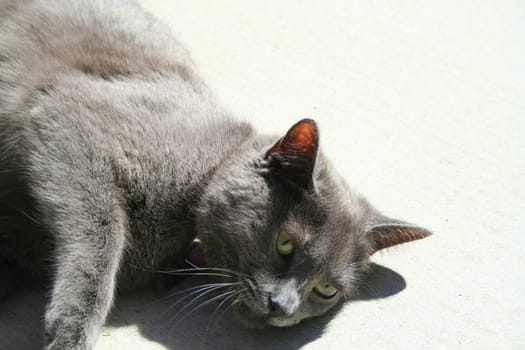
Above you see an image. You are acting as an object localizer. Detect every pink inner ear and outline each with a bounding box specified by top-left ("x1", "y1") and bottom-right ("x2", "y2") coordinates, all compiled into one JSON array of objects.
[
  {"x1": 284, "y1": 119, "x2": 318, "y2": 151},
  {"x1": 265, "y1": 119, "x2": 318, "y2": 159},
  {"x1": 264, "y1": 119, "x2": 319, "y2": 187},
  {"x1": 370, "y1": 225, "x2": 431, "y2": 254}
]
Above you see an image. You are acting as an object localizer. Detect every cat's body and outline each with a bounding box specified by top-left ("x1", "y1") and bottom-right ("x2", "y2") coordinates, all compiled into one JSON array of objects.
[
  {"x1": 0, "y1": 0, "x2": 250, "y2": 288},
  {"x1": 0, "y1": 1, "x2": 430, "y2": 349}
]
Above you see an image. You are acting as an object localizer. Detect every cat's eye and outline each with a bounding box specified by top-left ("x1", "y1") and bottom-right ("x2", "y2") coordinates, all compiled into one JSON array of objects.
[
  {"x1": 276, "y1": 230, "x2": 294, "y2": 256},
  {"x1": 314, "y1": 283, "x2": 338, "y2": 299}
]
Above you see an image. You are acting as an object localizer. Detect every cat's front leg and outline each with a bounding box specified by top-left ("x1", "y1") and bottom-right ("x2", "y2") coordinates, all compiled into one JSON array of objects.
[{"x1": 38, "y1": 183, "x2": 127, "y2": 350}]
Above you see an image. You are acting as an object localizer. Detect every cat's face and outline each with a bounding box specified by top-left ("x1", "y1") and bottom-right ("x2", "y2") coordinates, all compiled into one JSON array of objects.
[{"x1": 196, "y1": 119, "x2": 429, "y2": 328}]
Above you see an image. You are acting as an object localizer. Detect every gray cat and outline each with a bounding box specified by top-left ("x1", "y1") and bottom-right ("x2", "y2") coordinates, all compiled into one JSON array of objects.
[{"x1": 0, "y1": 0, "x2": 430, "y2": 349}]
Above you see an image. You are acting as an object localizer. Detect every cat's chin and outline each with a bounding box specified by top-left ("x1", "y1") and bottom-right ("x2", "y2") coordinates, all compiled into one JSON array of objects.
[
  {"x1": 232, "y1": 301, "x2": 301, "y2": 329},
  {"x1": 266, "y1": 316, "x2": 301, "y2": 328},
  {"x1": 232, "y1": 302, "x2": 269, "y2": 329}
]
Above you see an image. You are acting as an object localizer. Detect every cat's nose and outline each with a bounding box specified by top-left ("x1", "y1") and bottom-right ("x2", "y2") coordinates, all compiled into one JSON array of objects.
[{"x1": 268, "y1": 289, "x2": 300, "y2": 317}]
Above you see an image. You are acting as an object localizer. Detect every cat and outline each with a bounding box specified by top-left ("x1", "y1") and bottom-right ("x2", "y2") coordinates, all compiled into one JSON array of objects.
[{"x1": 0, "y1": 0, "x2": 431, "y2": 349}]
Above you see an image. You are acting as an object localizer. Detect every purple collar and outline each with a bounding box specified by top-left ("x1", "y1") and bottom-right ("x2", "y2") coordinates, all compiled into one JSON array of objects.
[{"x1": 185, "y1": 238, "x2": 206, "y2": 268}]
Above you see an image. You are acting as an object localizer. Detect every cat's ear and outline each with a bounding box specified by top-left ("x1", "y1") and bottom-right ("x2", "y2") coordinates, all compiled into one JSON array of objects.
[
  {"x1": 264, "y1": 119, "x2": 319, "y2": 189},
  {"x1": 366, "y1": 217, "x2": 431, "y2": 255}
]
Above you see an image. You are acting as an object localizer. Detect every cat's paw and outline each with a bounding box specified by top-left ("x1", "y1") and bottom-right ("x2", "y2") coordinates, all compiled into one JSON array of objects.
[{"x1": 44, "y1": 318, "x2": 93, "y2": 350}]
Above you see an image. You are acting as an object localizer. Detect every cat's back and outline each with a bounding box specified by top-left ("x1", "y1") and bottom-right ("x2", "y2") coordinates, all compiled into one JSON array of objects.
[
  {"x1": 0, "y1": 0, "x2": 204, "y2": 108},
  {"x1": 0, "y1": 0, "x2": 212, "y2": 199},
  {"x1": 0, "y1": 0, "x2": 228, "y2": 176}
]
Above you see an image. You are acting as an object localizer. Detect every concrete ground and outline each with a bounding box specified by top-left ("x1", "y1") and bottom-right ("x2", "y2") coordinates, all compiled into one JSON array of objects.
[{"x1": 1, "y1": 1, "x2": 524, "y2": 349}]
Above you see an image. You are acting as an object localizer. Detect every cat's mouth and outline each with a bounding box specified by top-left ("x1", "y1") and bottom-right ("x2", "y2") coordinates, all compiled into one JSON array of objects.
[{"x1": 233, "y1": 300, "x2": 301, "y2": 328}]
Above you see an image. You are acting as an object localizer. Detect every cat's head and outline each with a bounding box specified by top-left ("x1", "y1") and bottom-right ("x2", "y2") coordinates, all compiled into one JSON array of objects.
[{"x1": 196, "y1": 119, "x2": 430, "y2": 328}]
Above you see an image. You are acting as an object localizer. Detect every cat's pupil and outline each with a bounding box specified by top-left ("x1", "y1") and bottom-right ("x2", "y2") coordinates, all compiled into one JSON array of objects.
[{"x1": 277, "y1": 231, "x2": 294, "y2": 256}]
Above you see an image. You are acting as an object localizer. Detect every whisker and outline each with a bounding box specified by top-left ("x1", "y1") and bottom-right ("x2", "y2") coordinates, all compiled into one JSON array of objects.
[
  {"x1": 162, "y1": 266, "x2": 251, "y2": 279},
  {"x1": 15, "y1": 207, "x2": 41, "y2": 225},
  {"x1": 134, "y1": 282, "x2": 239, "y2": 310},
  {"x1": 160, "y1": 271, "x2": 238, "y2": 278},
  {"x1": 213, "y1": 291, "x2": 245, "y2": 323},
  {"x1": 157, "y1": 284, "x2": 232, "y2": 332},
  {"x1": 165, "y1": 282, "x2": 241, "y2": 321},
  {"x1": 131, "y1": 264, "x2": 244, "y2": 280},
  {"x1": 128, "y1": 263, "x2": 255, "y2": 329},
  {"x1": 184, "y1": 258, "x2": 200, "y2": 269},
  {"x1": 210, "y1": 287, "x2": 240, "y2": 321},
  {"x1": 207, "y1": 288, "x2": 246, "y2": 330},
  {"x1": 177, "y1": 288, "x2": 246, "y2": 324}
]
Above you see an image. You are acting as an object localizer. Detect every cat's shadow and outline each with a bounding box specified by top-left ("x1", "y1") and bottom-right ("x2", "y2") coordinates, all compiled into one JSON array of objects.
[{"x1": 0, "y1": 263, "x2": 405, "y2": 350}]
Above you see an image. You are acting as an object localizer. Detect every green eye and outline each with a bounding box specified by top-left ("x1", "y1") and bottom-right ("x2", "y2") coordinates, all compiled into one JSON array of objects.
[
  {"x1": 314, "y1": 283, "x2": 338, "y2": 299},
  {"x1": 276, "y1": 230, "x2": 294, "y2": 256}
]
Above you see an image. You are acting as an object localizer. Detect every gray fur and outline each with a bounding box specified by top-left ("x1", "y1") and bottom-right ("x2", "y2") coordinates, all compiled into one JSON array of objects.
[{"x1": 0, "y1": 1, "x2": 430, "y2": 349}]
